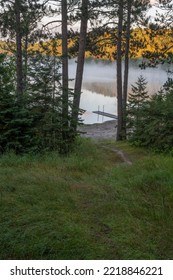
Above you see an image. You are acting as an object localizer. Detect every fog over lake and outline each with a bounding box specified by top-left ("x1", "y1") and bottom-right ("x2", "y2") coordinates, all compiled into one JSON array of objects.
[{"x1": 69, "y1": 59, "x2": 173, "y2": 124}]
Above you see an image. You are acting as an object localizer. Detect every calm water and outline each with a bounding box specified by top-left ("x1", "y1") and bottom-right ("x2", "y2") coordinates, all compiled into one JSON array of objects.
[{"x1": 69, "y1": 59, "x2": 173, "y2": 124}]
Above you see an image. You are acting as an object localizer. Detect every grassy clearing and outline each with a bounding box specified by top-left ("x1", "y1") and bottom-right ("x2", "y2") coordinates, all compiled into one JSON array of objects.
[{"x1": 0, "y1": 138, "x2": 173, "y2": 260}]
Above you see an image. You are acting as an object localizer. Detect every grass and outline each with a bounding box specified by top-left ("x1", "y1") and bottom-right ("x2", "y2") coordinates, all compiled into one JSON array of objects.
[{"x1": 0, "y1": 138, "x2": 173, "y2": 259}]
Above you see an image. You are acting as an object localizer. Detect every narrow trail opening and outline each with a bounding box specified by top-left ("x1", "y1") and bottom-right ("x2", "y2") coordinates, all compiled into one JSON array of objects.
[
  {"x1": 79, "y1": 121, "x2": 132, "y2": 165},
  {"x1": 100, "y1": 145, "x2": 132, "y2": 165}
]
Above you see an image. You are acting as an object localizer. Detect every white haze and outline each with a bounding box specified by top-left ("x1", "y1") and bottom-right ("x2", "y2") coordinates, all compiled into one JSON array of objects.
[
  {"x1": 69, "y1": 59, "x2": 171, "y2": 96},
  {"x1": 68, "y1": 59, "x2": 172, "y2": 124}
]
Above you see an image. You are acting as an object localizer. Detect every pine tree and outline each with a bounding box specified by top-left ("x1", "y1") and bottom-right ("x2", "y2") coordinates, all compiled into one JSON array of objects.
[
  {"x1": 0, "y1": 1, "x2": 68, "y2": 153},
  {"x1": 71, "y1": 0, "x2": 89, "y2": 136},
  {"x1": 0, "y1": 54, "x2": 15, "y2": 152},
  {"x1": 127, "y1": 78, "x2": 173, "y2": 152},
  {"x1": 26, "y1": 45, "x2": 63, "y2": 151},
  {"x1": 0, "y1": 0, "x2": 48, "y2": 100},
  {"x1": 126, "y1": 75, "x2": 149, "y2": 139},
  {"x1": 0, "y1": 54, "x2": 35, "y2": 153}
]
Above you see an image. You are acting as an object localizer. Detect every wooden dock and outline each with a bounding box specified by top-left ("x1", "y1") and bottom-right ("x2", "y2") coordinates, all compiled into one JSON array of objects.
[{"x1": 92, "y1": 110, "x2": 118, "y2": 119}]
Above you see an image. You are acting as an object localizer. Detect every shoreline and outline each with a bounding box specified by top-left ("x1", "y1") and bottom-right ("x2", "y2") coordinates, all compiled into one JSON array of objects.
[{"x1": 78, "y1": 120, "x2": 117, "y2": 139}]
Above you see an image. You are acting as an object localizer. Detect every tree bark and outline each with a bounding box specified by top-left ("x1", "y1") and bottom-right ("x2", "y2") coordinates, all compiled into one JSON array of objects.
[
  {"x1": 71, "y1": 0, "x2": 88, "y2": 134},
  {"x1": 116, "y1": 0, "x2": 124, "y2": 140},
  {"x1": 61, "y1": 0, "x2": 69, "y2": 152},
  {"x1": 14, "y1": 0, "x2": 23, "y2": 101},
  {"x1": 122, "y1": 0, "x2": 132, "y2": 138},
  {"x1": 23, "y1": 33, "x2": 28, "y2": 90}
]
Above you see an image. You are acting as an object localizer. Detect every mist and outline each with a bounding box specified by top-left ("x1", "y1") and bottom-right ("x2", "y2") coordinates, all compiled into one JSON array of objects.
[
  {"x1": 68, "y1": 59, "x2": 172, "y2": 124},
  {"x1": 69, "y1": 59, "x2": 172, "y2": 97}
]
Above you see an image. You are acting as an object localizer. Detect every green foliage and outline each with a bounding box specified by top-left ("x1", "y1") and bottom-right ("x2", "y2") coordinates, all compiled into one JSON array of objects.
[
  {"x1": 0, "y1": 1, "x2": 78, "y2": 154},
  {"x1": 126, "y1": 75, "x2": 149, "y2": 139},
  {"x1": 0, "y1": 54, "x2": 34, "y2": 153},
  {"x1": 26, "y1": 52, "x2": 63, "y2": 151},
  {"x1": 0, "y1": 52, "x2": 76, "y2": 154},
  {"x1": 0, "y1": 54, "x2": 14, "y2": 152},
  {"x1": 127, "y1": 77, "x2": 173, "y2": 152}
]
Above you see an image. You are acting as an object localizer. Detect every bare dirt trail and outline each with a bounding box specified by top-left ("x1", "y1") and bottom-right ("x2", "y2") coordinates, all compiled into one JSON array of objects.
[
  {"x1": 100, "y1": 145, "x2": 132, "y2": 165},
  {"x1": 79, "y1": 120, "x2": 132, "y2": 165}
]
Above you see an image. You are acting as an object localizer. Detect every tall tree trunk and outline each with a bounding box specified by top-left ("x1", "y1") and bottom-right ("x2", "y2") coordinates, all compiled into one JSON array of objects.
[
  {"x1": 71, "y1": 0, "x2": 88, "y2": 135},
  {"x1": 14, "y1": 0, "x2": 23, "y2": 102},
  {"x1": 122, "y1": 0, "x2": 132, "y2": 138},
  {"x1": 116, "y1": 0, "x2": 124, "y2": 140},
  {"x1": 61, "y1": 0, "x2": 69, "y2": 152},
  {"x1": 23, "y1": 33, "x2": 28, "y2": 91}
]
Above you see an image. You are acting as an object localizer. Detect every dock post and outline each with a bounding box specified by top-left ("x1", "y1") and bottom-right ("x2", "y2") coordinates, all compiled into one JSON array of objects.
[
  {"x1": 97, "y1": 105, "x2": 100, "y2": 122},
  {"x1": 102, "y1": 105, "x2": 104, "y2": 122}
]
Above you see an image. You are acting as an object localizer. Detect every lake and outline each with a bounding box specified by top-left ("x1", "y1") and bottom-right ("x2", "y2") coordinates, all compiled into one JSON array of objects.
[{"x1": 69, "y1": 59, "x2": 173, "y2": 124}]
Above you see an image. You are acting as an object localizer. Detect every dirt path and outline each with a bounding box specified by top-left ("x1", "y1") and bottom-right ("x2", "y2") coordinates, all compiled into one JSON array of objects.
[
  {"x1": 79, "y1": 120, "x2": 132, "y2": 165},
  {"x1": 100, "y1": 145, "x2": 132, "y2": 165}
]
